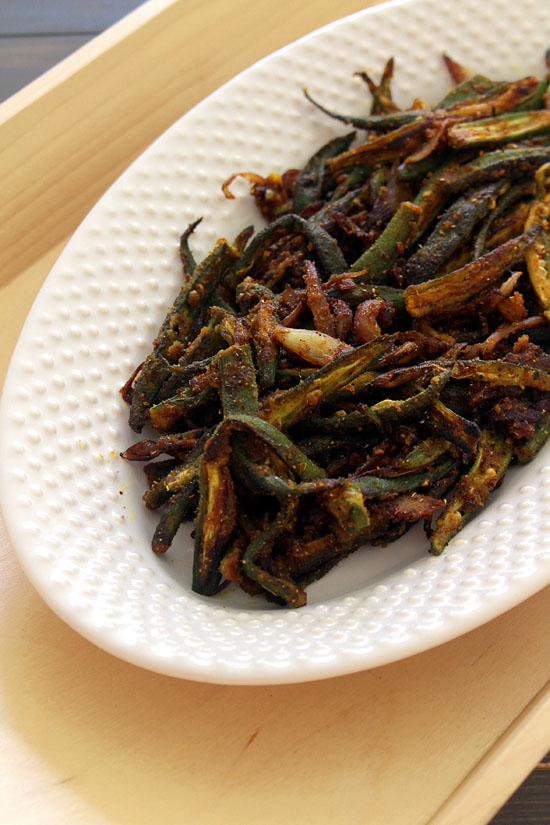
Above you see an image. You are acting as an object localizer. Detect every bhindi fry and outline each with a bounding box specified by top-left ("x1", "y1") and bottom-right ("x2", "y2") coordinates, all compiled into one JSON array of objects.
[{"x1": 121, "y1": 49, "x2": 550, "y2": 606}]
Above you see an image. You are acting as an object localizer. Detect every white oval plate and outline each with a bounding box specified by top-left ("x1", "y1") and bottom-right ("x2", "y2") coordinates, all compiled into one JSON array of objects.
[{"x1": 2, "y1": 0, "x2": 550, "y2": 685}]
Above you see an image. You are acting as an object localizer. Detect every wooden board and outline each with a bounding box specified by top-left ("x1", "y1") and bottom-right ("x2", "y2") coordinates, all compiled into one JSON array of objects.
[{"x1": 0, "y1": 2, "x2": 549, "y2": 823}]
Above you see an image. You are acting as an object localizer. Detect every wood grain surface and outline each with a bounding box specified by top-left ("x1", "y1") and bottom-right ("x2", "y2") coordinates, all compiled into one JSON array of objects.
[{"x1": 1, "y1": 1, "x2": 549, "y2": 823}]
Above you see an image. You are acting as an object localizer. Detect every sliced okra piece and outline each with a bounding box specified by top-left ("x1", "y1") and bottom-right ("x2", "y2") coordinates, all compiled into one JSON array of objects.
[
  {"x1": 430, "y1": 430, "x2": 513, "y2": 555},
  {"x1": 363, "y1": 436, "x2": 451, "y2": 477},
  {"x1": 525, "y1": 163, "x2": 550, "y2": 320},
  {"x1": 152, "y1": 481, "x2": 198, "y2": 554},
  {"x1": 121, "y1": 429, "x2": 205, "y2": 461},
  {"x1": 293, "y1": 132, "x2": 356, "y2": 214},
  {"x1": 515, "y1": 409, "x2": 550, "y2": 463},
  {"x1": 349, "y1": 201, "x2": 422, "y2": 280},
  {"x1": 404, "y1": 180, "x2": 508, "y2": 285},
  {"x1": 404, "y1": 226, "x2": 541, "y2": 317},
  {"x1": 444, "y1": 75, "x2": 539, "y2": 118},
  {"x1": 260, "y1": 334, "x2": 397, "y2": 430},
  {"x1": 241, "y1": 498, "x2": 306, "y2": 607},
  {"x1": 355, "y1": 457, "x2": 456, "y2": 498},
  {"x1": 356, "y1": 58, "x2": 399, "y2": 115},
  {"x1": 149, "y1": 384, "x2": 217, "y2": 432},
  {"x1": 218, "y1": 343, "x2": 259, "y2": 417},
  {"x1": 231, "y1": 439, "x2": 340, "y2": 497},
  {"x1": 129, "y1": 239, "x2": 239, "y2": 431},
  {"x1": 369, "y1": 367, "x2": 451, "y2": 424},
  {"x1": 324, "y1": 115, "x2": 436, "y2": 177},
  {"x1": 473, "y1": 179, "x2": 534, "y2": 259},
  {"x1": 328, "y1": 284, "x2": 406, "y2": 313},
  {"x1": 303, "y1": 88, "x2": 427, "y2": 132},
  {"x1": 179, "y1": 218, "x2": 202, "y2": 278},
  {"x1": 448, "y1": 110, "x2": 550, "y2": 150},
  {"x1": 224, "y1": 414, "x2": 368, "y2": 537},
  {"x1": 434, "y1": 74, "x2": 499, "y2": 110},
  {"x1": 450, "y1": 358, "x2": 550, "y2": 391},
  {"x1": 192, "y1": 433, "x2": 237, "y2": 596},
  {"x1": 427, "y1": 399, "x2": 481, "y2": 457},
  {"x1": 226, "y1": 214, "x2": 347, "y2": 290}
]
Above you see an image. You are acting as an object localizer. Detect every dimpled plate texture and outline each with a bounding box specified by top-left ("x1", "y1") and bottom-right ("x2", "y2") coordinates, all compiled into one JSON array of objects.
[{"x1": 2, "y1": 0, "x2": 550, "y2": 685}]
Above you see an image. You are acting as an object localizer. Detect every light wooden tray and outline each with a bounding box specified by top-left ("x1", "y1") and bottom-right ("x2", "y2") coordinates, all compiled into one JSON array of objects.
[{"x1": 1, "y1": 1, "x2": 549, "y2": 823}]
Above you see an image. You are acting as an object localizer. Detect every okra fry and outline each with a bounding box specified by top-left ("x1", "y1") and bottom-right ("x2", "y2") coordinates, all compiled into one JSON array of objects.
[{"x1": 121, "y1": 47, "x2": 550, "y2": 607}]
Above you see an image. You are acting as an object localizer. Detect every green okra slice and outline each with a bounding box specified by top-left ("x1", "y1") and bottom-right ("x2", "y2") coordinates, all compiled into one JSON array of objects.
[
  {"x1": 365, "y1": 437, "x2": 451, "y2": 477},
  {"x1": 179, "y1": 218, "x2": 202, "y2": 278},
  {"x1": 229, "y1": 414, "x2": 369, "y2": 536},
  {"x1": 129, "y1": 238, "x2": 239, "y2": 431},
  {"x1": 226, "y1": 213, "x2": 347, "y2": 289},
  {"x1": 368, "y1": 367, "x2": 451, "y2": 424},
  {"x1": 427, "y1": 399, "x2": 481, "y2": 457},
  {"x1": 149, "y1": 384, "x2": 217, "y2": 432},
  {"x1": 404, "y1": 181, "x2": 508, "y2": 285},
  {"x1": 293, "y1": 132, "x2": 356, "y2": 214},
  {"x1": 430, "y1": 430, "x2": 513, "y2": 555},
  {"x1": 152, "y1": 481, "x2": 198, "y2": 555},
  {"x1": 303, "y1": 88, "x2": 426, "y2": 132},
  {"x1": 218, "y1": 343, "x2": 259, "y2": 417},
  {"x1": 443, "y1": 75, "x2": 539, "y2": 118},
  {"x1": 515, "y1": 409, "x2": 550, "y2": 463},
  {"x1": 121, "y1": 429, "x2": 205, "y2": 461},
  {"x1": 450, "y1": 359, "x2": 550, "y2": 391},
  {"x1": 260, "y1": 334, "x2": 397, "y2": 430},
  {"x1": 355, "y1": 458, "x2": 455, "y2": 498},
  {"x1": 514, "y1": 77, "x2": 550, "y2": 111},
  {"x1": 231, "y1": 439, "x2": 340, "y2": 497},
  {"x1": 446, "y1": 147, "x2": 550, "y2": 196},
  {"x1": 404, "y1": 226, "x2": 541, "y2": 317},
  {"x1": 410, "y1": 147, "x2": 550, "y2": 246},
  {"x1": 434, "y1": 74, "x2": 499, "y2": 110},
  {"x1": 324, "y1": 115, "x2": 436, "y2": 177},
  {"x1": 473, "y1": 179, "x2": 534, "y2": 259},
  {"x1": 328, "y1": 284, "x2": 406, "y2": 313},
  {"x1": 398, "y1": 152, "x2": 449, "y2": 181},
  {"x1": 192, "y1": 434, "x2": 237, "y2": 596},
  {"x1": 357, "y1": 58, "x2": 397, "y2": 115},
  {"x1": 448, "y1": 110, "x2": 550, "y2": 149},
  {"x1": 349, "y1": 201, "x2": 422, "y2": 280},
  {"x1": 241, "y1": 498, "x2": 306, "y2": 607},
  {"x1": 525, "y1": 163, "x2": 550, "y2": 320}
]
